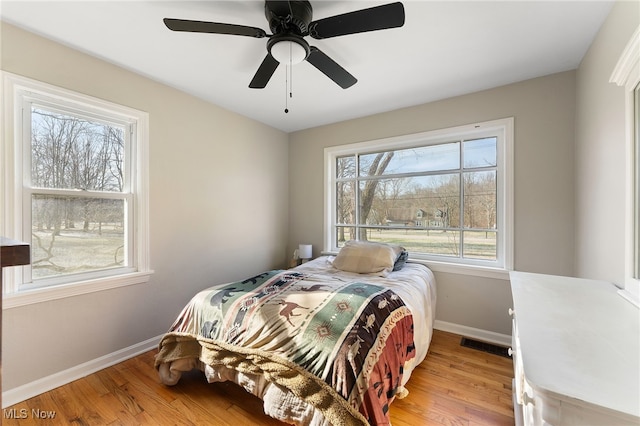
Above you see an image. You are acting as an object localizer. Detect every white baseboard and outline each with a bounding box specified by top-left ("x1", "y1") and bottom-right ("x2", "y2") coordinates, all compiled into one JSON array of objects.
[
  {"x1": 2, "y1": 334, "x2": 163, "y2": 408},
  {"x1": 434, "y1": 320, "x2": 512, "y2": 347}
]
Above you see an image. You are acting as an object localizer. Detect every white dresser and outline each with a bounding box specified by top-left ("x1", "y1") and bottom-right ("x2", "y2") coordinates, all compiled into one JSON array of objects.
[{"x1": 509, "y1": 271, "x2": 640, "y2": 425}]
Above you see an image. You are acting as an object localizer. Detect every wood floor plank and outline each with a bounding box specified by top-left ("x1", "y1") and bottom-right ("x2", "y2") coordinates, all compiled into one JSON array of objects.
[{"x1": 4, "y1": 330, "x2": 514, "y2": 425}]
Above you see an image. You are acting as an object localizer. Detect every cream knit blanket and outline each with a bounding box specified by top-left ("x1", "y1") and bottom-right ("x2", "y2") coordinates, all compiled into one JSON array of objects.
[{"x1": 155, "y1": 332, "x2": 369, "y2": 426}]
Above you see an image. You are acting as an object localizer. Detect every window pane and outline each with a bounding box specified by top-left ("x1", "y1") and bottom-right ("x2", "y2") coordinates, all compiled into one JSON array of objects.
[
  {"x1": 358, "y1": 175, "x2": 460, "y2": 227},
  {"x1": 31, "y1": 107, "x2": 125, "y2": 192},
  {"x1": 463, "y1": 231, "x2": 497, "y2": 260},
  {"x1": 463, "y1": 170, "x2": 497, "y2": 229},
  {"x1": 463, "y1": 137, "x2": 497, "y2": 168},
  {"x1": 336, "y1": 182, "x2": 355, "y2": 225},
  {"x1": 31, "y1": 195, "x2": 126, "y2": 280},
  {"x1": 359, "y1": 142, "x2": 460, "y2": 177},
  {"x1": 365, "y1": 228, "x2": 460, "y2": 257},
  {"x1": 337, "y1": 155, "x2": 356, "y2": 179},
  {"x1": 336, "y1": 227, "x2": 355, "y2": 246}
]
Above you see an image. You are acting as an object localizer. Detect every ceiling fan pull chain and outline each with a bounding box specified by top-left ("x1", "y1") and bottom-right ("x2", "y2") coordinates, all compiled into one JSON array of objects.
[
  {"x1": 289, "y1": 45, "x2": 294, "y2": 99},
  {"x1": 284, "y1": 45, "x2": 294, "y2": 114},
  {"x1": 284, "y1": 64, "x2": 289, "y2": 113}
]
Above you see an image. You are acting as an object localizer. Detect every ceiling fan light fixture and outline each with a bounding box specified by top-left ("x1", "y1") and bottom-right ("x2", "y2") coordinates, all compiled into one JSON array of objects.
[{"x1": 268, "y1": 37, "x2": 309, "y2": 65}]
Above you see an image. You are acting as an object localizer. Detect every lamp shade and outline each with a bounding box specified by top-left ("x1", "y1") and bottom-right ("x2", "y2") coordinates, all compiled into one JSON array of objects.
[
  {"x1": 298, "y1": 244, "x2": 312, "y2": 259},
  {"x1": 270, "y1": 39, "x2": 307, "y2": 65}
]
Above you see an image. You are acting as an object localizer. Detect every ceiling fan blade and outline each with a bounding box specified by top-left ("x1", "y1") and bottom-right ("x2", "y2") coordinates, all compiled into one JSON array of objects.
[
  {"x1": 163, "y1": 18, "x2": 267, "y2": 38},
  {"x1": 306, "y1": 46, "x2": 357, "y2": 89},
  {"x1": 308, "y1": 2, "x2": 404, "y2": 40},
  {"x1": 249, "y1": 54, "x2": 280, "y2": 88}
]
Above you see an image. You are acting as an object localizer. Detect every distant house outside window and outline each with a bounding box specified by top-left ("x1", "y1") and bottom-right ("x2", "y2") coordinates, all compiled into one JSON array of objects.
[
  {"x1": 2, "y1": 72, "x2": 151, "y2": 306},
  {"x1": 325, "y1": 118, "x2": 513, "y2": 272}
]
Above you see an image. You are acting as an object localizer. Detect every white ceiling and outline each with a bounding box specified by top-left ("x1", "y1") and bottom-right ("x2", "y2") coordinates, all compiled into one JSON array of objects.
[{"x1": 1, "y1": 1, "x2": 613, "y2": 133}]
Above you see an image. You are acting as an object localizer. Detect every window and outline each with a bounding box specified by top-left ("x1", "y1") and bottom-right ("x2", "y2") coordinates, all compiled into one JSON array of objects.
[
  {"x1": 621, "y1": 59, "x2": 640, "y2": 286},
  {"x1": 611, "y1": 26, "x2": 640, "y2": 305},
  {"x1": 634, "y1": 82, "x2": 640, "y2": 280},
  {"x1": 2, "y1": 72, "x2": 151, "y2": 305},
  {"x1": 325, "y1": 118, "x2": 513, "y2": 272}
]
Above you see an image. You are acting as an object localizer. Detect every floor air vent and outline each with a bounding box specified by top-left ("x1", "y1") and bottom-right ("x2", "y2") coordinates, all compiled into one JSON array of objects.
[{"x1": 460, "y1": 337, "x2": 511, "y2": 358}]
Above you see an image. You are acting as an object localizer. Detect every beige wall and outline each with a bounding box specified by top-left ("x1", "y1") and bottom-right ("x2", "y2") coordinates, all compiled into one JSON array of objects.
[
  {"x1": 288, "y1": 71, "x2": 577, "y2": 335},
  {"x1": 1, "y1": 23, "x2": 290, "y2": 391},
  {"x1": 574, "y1": 0, "x2": 639, "y2": 285}
]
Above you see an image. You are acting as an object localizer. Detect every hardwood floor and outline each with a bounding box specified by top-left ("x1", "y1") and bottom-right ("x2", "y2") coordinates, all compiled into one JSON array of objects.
[{"x1": 4, "y1": 330, "x2": 514, "y2": 425}]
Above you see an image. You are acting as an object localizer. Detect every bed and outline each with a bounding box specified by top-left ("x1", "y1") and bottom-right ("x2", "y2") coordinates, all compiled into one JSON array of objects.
[{"x1": 155, "y1": 242, "x2": 436, "y2": 426}]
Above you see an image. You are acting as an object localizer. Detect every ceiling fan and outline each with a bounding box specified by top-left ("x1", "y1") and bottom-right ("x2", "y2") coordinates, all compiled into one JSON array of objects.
[{"x1": 163, "y1": 1, "x2": 405, "y2": 90}]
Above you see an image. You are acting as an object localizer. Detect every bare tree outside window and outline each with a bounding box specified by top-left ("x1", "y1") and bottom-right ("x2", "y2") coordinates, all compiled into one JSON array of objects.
[
  {"x1": 358, "y1": 152, "x2": 394, "y2": 240},
  {"x1": 29, "y1": 107, "x2": 128, "y2": 279}
]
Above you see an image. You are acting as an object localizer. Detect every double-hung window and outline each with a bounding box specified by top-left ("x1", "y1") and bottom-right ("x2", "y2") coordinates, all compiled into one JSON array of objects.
[
  {"x1": 2, "y1": 73, "x2": 151, "y2": 305},
  {"x1": 325, "y1": 118, "x2": 513, "y2": 272}
]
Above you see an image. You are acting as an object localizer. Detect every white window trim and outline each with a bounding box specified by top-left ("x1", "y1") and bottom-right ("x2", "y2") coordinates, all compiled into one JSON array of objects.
[
  {"x1": 323, "y1": 117, "x2": 514, "y2": 279},
  {"x1": 610, "y1": 26, "x2": 640, "y2": 307},
  {"x1": 1, "y1": 72, "x2": 152, "y2": 308}
]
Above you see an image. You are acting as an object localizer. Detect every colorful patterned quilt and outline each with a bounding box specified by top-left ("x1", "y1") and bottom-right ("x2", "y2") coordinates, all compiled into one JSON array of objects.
[{"x1": 156, "y1": 267, "x2": 421, "y2": 426}]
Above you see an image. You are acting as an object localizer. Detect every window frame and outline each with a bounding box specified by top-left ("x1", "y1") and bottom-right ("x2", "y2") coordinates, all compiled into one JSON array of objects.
[
  {"x1": 1, "y1": 72, "x2": 152, "y2": 308},
  {"x1": 324, "y1": 118, "x2": 514, "y2": 278},
  {"x1": 610, "y1": 26, "x2": 640, "y2": 306}
]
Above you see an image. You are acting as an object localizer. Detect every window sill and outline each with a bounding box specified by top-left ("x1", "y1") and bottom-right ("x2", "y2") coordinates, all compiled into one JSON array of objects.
[
  {"x1": 413, "y1": 259, "x2": 510, "y2": 280},
  {"x1": 320, "y1": 251, "x2": 510, "y2": 280},
  {"x1": 3, "y1": 270, "x2": 154, "y2": 309}
]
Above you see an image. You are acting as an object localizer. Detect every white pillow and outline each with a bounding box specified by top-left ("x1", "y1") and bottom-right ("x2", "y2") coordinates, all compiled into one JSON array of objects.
[{"x1": 332, "y1": 240, "x2": 402, "y2": 275}]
